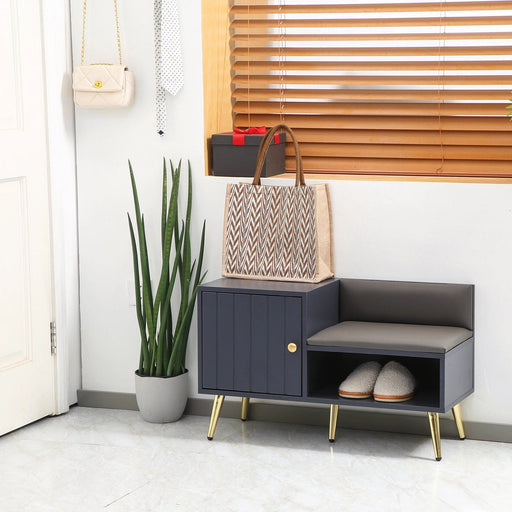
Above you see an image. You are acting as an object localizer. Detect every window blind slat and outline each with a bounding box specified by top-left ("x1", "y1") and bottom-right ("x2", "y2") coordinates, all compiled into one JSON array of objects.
[
  {"x1": 231, "y1": 1, "x2": 511, "y2": 14},
  {"x1": 233, "y1": 32, "x2": 512, "y2": 43},
  {"x1": 233, "y1": 46, "x2": 512, "y2": 57},
  {"x1": 231, "y1": 17, "x2": 512, "y2": 29},
  {"x1": 233, "y1": 75, "x2": 512, "y2": 86},
  {"x1": 234, "y1": 61, "x2": 512, "y2": 72},
  {"x1": 234, "y1": 101, "x2": 508, "y2": 117},
  {"x1": 234, "y1": 88, "x2": 509, "y2": 102},
  {"x1": 235, "y1": 114, "x2": 512, "y2": 132},
  {"x1": 286, "y1": 143, "x2": 512, "y2": 160},
  {"x1": 290, "y1": 129, "x2": 512, "y2": 146},
  {"x1": 286, "y1": 157, "x2": 512, "y2": 176}
]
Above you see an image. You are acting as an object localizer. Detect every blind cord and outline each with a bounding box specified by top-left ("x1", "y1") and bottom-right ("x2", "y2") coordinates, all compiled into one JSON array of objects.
[
  {"x1": 278, "y1": 0, "x2": 285, "y2": 124},
  {"x1": 435, "y1": 0, "x2": 447, "y2": 174},
  {"x1": 247, "y1": 3, "x2": 251, "y2": 128}
]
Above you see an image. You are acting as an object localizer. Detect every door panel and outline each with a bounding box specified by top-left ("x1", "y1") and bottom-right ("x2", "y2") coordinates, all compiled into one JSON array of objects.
[
  {"x1": 0, "y1": 0, "x2": 20, "y2": 129},
  {"x1": 0, "y1": 0, "x2": 55, "y2": 436},
  {"x1": 200, "y1": 292, "x2": 302, "y2": 397},
  {"x1": 0, "y1": 179, "x2": 30, "y2": 369}
]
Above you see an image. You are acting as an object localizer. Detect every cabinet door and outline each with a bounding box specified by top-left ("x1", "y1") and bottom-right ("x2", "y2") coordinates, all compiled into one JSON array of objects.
[{"x1": 200, "y1": 292, "x2": 302, "y2": 397}]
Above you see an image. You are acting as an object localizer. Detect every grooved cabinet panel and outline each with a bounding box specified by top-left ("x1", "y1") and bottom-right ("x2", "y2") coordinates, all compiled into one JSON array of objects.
[
  {"x1": 200, "y1": 291, "x2": 302, "y2": 396},
  {"x1": 285, "y1": 299, "x2": 302, "y2": 395},
  {"x1": 268, "y1": 296, "x2": 286, "y2": 395},
  {"x1": 217, "y1": 293, "x2": 235, "y2": 390},
  {"x1": 234, "y1": 294, "x2": 251, "y2": 392},
  {"x1": 201, "y1": 292, "x2": 218, "y2": 390},
  {"x1": 250, "y1": 294, "x2": 269, "y2": 394}
]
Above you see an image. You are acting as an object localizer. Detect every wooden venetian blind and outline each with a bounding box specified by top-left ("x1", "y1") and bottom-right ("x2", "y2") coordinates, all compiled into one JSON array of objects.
[{"x1": 230, "y1": 0, "x2": 512, "y2": 177}]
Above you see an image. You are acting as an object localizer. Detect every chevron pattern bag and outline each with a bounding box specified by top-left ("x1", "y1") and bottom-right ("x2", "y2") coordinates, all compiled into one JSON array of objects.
[{"x1": 222, "y1": 124, "x2": 333, "y2": 283}]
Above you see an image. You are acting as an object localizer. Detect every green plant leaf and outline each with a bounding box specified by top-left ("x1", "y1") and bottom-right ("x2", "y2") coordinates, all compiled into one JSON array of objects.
[
  {"x1": 128, "y1": 214, "x2": 149, "y2": 373},
  {"x1": 172, "y1": 162, "x2": 184, "y2": 278},
  {"x1": 141, "y1": 217, "x2": 156, "y2": 344},
  {"x1": 178, "y1": 162, "x2": 193, "y2": 323},
  {"x1": 129, "y1": 163, "x2": 156, "y2": 375},
  {"x1": 152, "y1": 162, "x2": 180, "y2": 329},
  {"x1": 167, "y1": 288, "x2": 200, "y2": 377},
  {"x1": 194, "y1": 221, "x2": 207, "y2": 289},
  {"x1": 161, "y1": 158, "x2": 168, "y2": 253},
  {"x1": 129, "y1": 162, "x2": 154, "y2": 317}
]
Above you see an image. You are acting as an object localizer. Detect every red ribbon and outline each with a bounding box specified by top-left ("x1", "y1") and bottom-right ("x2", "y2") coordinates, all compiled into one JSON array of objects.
[
  {"x1": 231, "y1": 127, "x2": 280, "y2": 145},
  {"x1": 232, "y1": 133, "x2": 246, "y2": 145},
  {"x1": 234, "y1": 126, "x2": 267, "y2": 135}
]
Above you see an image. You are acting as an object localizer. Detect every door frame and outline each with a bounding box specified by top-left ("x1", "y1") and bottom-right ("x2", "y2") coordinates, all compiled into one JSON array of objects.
[{"x1": 41, "y1": 0, "x2": 81, "y2": 413}]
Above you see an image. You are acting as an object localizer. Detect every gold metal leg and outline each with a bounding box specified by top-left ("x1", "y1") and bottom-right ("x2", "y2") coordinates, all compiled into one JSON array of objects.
[
  {"x1": 329, "y1": 404, "x2": 339, "y2": 443},
  {"x1": 452, "y1": 403, "x2": 466, "y2": 440},
  {"x1": 241, "y1": 397, "x2": 250, "y2": 421},
  {"x1": 428, "y1": 412, "x2": 442, "y2": 461},
  {"x1": 207, "y1": 395, "x2": 225, "y2": 440}
]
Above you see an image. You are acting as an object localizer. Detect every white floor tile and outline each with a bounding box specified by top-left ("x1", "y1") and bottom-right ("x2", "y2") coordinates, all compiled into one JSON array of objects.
[{"x1": 0, "y1": 407, "x2": 510, "y2": 511}]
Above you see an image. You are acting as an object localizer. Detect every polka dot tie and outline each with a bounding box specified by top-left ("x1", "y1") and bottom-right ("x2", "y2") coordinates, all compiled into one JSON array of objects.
[{"x1": 154, "y1": 0, "x2": 184, "y2": 136}]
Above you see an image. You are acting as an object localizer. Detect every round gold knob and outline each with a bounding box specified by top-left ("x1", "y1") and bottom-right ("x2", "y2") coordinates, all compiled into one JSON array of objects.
[
  {"x1": 94, "y1": 80, "x2": 103, "y2": 89},
  {"x1": 287, "y1": 342, "x2": 297, "y2": 353}
]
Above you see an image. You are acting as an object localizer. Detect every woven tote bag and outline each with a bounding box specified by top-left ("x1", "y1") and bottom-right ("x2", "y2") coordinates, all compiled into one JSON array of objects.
[{"x1": 222, "y1": 124, "x2": 333, "y2": 283}]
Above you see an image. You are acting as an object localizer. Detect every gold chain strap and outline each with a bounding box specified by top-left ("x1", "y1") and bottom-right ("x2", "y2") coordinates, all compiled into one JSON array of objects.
[
  {"x1": 113, "y1": 0, "x2": 122, "y2": 65},
  {"x1": 80, "y1": 0, "x2": 123, "y2": 66},
  {"x1": 80, "y1": 0, "x2": 86, "y2": 65}
]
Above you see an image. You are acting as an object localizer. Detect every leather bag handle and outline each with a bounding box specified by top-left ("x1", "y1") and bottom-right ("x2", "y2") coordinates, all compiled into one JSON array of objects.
[{"x1": 252, "y1": 124, "x2": 306, "y2": 187}]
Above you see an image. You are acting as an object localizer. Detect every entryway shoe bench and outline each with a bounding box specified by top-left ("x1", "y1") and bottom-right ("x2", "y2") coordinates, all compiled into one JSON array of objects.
[{"x1": 197, "y1": 278, "x2": 474, "y2": 461}]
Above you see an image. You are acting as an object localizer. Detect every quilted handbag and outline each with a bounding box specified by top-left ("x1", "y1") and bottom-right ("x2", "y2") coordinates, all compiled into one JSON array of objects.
[
  {"x1": 73, "y1": 0, "x2": 134, "y2": 109},
  {"x1": 73, "y1": 65, "x2": 134, "y2": 108},
  {"x1": 222, "y1": 124, "x2": 334, "y2": 283}
]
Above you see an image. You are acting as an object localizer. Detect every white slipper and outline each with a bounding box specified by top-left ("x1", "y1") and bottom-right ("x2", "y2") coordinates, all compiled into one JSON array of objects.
[
  {"x1": 373, "y1": 361, "x2": 416, "y2": 402},
  {"x1": 338, "y1": 361, "x2": 382, "y2": 399}
]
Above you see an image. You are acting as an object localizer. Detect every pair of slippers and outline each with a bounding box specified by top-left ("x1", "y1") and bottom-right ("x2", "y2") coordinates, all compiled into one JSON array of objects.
[{"x1": 338, "y1": 361, "x2": 416, "y2": 402}]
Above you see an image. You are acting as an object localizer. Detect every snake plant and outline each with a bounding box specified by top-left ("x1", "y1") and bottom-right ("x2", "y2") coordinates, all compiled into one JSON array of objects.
[{"x1": 128, "y1": 159, "x2": 206, "y2": 378}]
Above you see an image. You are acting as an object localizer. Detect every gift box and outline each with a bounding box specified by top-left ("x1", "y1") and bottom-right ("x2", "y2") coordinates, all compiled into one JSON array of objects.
[{"x1": 211, "y1": 127, "x2": 286, "y2": 177}]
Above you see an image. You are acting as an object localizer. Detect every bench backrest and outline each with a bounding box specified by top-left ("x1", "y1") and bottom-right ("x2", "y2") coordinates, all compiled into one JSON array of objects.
[{"x1": 339, "y1": 279, "x2": 474, "y2": 330}]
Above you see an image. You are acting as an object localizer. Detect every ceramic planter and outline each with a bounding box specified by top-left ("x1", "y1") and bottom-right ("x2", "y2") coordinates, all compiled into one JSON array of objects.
[{"x1": 134, "y1": 370, "x2": 188, "y2": 423}]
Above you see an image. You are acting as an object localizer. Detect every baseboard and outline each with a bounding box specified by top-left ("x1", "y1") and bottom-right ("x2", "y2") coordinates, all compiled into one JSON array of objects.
[
  {"x1": 77, "y1": 389, "x2": 139, "y2": 411},
  {"x1": 77, "y1": 390, "x2": 512, "y2": 443}
]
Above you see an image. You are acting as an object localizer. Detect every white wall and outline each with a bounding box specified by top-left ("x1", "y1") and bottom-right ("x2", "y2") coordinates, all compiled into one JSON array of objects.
[{"x1": 72, "y1": 1, "x2": 512, "y2": 425}]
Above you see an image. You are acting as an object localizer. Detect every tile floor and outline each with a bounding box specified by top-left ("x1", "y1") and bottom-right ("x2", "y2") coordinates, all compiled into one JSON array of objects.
[{"x1": 1, "y1": 406, "x2": 510, "y2": 512}]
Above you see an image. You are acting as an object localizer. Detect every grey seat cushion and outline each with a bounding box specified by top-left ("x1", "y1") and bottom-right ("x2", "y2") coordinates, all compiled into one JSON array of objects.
[{"x1": 307, "y1": 321, "x2": 473, "y2": 353}]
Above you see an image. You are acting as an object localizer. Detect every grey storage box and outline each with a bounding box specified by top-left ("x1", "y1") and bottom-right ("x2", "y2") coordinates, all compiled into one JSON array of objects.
[{"x1": 211, "y1": 132, "x2": 286, "y2": 177}]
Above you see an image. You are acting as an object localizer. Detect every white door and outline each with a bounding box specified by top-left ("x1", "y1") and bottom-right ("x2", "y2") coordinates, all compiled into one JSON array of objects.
[{"x1": 0, "y1": 0, "x2": 56, "y2": 435}]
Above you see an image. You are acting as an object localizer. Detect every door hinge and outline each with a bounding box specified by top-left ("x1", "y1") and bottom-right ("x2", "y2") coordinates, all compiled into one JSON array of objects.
[{"x1": 50, "y1": 321, "x2": 57, "y2": 355}]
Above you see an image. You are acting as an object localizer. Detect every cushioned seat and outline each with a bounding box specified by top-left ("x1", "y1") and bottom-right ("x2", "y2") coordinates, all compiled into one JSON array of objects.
[{"x1": 307, "y1": 321, "x2": 473, "y2": 353}]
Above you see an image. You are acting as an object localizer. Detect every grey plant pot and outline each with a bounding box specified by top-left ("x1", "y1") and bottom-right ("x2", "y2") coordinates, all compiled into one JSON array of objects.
[{"x1": 134, "y1": 370, "x2": 188, "y2": 423}]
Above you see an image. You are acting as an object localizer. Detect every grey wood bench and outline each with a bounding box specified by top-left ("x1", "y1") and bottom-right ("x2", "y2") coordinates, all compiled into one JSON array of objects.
[{"x1": 198, "y1": 277, "x2": 474, "y2": 461}]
